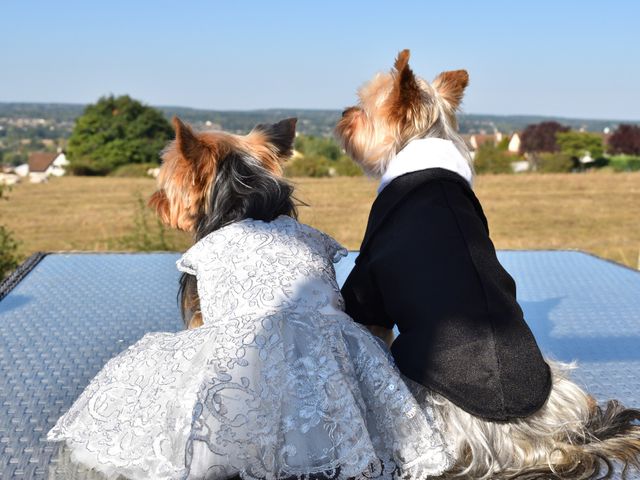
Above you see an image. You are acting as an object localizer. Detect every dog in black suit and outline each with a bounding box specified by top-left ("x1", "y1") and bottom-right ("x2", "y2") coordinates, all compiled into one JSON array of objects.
[{"x1": 336, "y1": 49, "x2": 640, "y2": 479}]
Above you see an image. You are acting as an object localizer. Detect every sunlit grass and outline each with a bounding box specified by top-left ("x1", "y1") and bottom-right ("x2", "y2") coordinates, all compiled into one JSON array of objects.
[{"x1": 2, "y1": 173, "x2": 639, "y2": 269}]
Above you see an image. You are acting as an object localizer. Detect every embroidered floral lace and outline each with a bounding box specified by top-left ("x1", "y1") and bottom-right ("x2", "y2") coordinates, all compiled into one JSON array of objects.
[{"x1": 48, "y1": 216, "x2": 451, "y2": 479}]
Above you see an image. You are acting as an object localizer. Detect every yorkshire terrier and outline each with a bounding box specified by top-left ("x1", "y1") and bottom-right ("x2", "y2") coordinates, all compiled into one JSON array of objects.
[
  {"x1": 149, "y1": 116, "x2": 298, "y2": 330},
  {"x1": 336, "y1": 49, "x2": 640, "y2": 479}
]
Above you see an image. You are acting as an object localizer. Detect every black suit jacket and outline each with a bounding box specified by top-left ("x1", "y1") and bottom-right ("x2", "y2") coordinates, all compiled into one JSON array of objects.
[{"x1": 342, "y1": 168, "x2": 552, "y2": 421}]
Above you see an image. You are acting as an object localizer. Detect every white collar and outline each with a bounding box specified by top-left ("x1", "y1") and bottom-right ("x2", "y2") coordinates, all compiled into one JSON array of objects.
[{"x1": 378, "y1": 138, "x2": 473, "y2": 194}]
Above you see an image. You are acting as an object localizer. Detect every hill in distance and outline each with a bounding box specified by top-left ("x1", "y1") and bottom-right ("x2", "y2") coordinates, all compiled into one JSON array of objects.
[{"x1": 0, "y1": 102, "x2": 634, "y2": 137}]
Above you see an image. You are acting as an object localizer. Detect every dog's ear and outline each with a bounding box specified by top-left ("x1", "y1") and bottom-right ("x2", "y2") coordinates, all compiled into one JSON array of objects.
[
  {"x1": 173, "y1": 116, "x2": 209, "y2": 162},
  {"x1": 253, "y1": 118, "x2": 297, "y2": 158},
  {"x1": 391, "y1": 49, "x2": 423, "y2": 119},
  {"x1": 433, "y1": 70, "x2": 469, "y2": 110}
]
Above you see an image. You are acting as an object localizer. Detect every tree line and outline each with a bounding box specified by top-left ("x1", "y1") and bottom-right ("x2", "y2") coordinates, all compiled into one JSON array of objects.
[
  {"x1": 24, "y1": 95, "x2": 640, "y2": 177},
  {"x1": 475, "y1": 121, "x2": 640, "y2": 174}
]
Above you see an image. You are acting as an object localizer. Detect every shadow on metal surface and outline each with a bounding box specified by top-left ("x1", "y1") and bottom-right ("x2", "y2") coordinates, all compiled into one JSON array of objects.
[
  {"x1": 522, "y1": 297, "x2": 640, "y2": 362},
  {"x1": 0, "y1": 293, "x2": 33, "y2": 313}
]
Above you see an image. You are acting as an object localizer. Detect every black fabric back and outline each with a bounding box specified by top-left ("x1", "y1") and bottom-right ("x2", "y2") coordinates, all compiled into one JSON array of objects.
[{"x1": 342, "y1": 168, "x2": 552, "y2": 420}]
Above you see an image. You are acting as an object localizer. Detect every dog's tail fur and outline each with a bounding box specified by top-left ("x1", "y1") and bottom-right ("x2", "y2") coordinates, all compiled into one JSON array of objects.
[
  {"x1": 510, "y1": 400, "x2": 640, "y2": 479},
  {"x1": 433, "y1": 362, "x2": 640, "y2": 479}
]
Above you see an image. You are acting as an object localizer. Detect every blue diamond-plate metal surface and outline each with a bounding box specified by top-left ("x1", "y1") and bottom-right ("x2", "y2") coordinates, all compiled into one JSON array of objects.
[
  {"x1": 1, "y1": 250, "x2": 639, "y2": 479},
  {"x1": 0, "y1": 253, "x2": 183, "y2": 479}
]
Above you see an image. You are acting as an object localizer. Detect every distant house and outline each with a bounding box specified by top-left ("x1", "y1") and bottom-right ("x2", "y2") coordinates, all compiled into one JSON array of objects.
[
  {"x1": 506, "y1": 133, "x2": 530, "y2": 171},
  {"x1": 14, "y1": 163, "x2": 30, "y2": 177},
  {"x1": 466, "y1": 132, "x2": 522, "y2": 155},
  {"x1": 27, "y1": 151, "x2": 69, "y2": 183},
  {"x1": 507, "y1": 133, "x2": 521, "y2": 154},
  {"x1": 511, "y1": 160, "x2": 530, "y2": 173}
]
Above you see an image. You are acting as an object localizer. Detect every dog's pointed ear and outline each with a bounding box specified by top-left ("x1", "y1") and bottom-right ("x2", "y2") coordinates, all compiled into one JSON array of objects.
[
  {"x1": 173, "y1": 116, "x2": 207, "y2": 162},
  {"x1": 392, "y1": 49, "x2": 422, "y2": 117},
  {"x1": 433, "y1": 70, "x2": 469, "y2": 110},
  {"x1": 254, "y1": 117, "x2": 297, "y2": 158},
  {"x1": 394, "y1": 48, "x2": 412, "y2": 74}
]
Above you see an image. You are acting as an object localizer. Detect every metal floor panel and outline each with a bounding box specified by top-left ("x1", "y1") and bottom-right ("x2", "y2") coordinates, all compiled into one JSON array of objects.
[{"x1": 1, "y1": 251, "x2": 639, "y2": 479}]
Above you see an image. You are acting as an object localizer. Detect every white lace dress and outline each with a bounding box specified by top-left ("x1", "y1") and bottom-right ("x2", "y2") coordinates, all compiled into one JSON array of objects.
[{"x1": 48, "y1": 216, "x2": 452, "y2": 480}]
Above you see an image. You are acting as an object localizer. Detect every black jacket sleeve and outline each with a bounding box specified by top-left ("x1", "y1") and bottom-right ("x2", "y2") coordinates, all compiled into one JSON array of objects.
[{"x1": 341, "y1": 257, "x2": 393, "y2": 330}]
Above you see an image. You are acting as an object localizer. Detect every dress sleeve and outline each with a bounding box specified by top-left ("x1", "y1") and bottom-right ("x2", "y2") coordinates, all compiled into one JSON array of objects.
[
  {"x1": 322, "y1": 233, "x2": 348, "y2": 263},
  {"x1": 176, "y1": 253, "x2": 197, "y2": 275},
  {"x1": 176, "y1": 240, "x2": 206, "y2": 275}
]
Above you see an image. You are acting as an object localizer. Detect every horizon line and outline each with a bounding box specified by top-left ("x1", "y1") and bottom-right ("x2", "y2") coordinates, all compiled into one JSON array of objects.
[{"x1": 0, "y1": 100, "x2": 637, "y2": 124}]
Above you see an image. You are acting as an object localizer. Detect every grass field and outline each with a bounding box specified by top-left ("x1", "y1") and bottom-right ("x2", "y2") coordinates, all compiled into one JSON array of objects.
[{"x1": 1, "y1": 173, "x2": 639, "y2": 269}]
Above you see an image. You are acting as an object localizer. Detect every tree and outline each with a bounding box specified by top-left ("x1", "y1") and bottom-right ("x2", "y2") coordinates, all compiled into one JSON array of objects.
[
  {"x1": 497, "y1": 136, "x2": 510, "y2": 151},
  {"x1": 294, "y1": 134, "x2": 343, "y2": 160},
  {"x1": 333, "y1": 154, "x2": 364, "y2": 176},
  {"x1": 473, "y1": 143, "x2": 514, "y2": 174},
  {"x1": 288, "y1": 134, "x2": 363, "y2": 177},
  {"x1": 608, "y1": 124, "x2": 640, "y2": 155},
  {"x1": 519, "y1": 122, "x2": 569, "y2": 154},
  {"x1": 536, "y1": 153, "x2": 574, "y2": 173},
  {"x1": 3, "y1": 152, "x2": 27, "y2": 167},
  {"x1": 556, "y1": 131, "x2": 604, "y2": 160},
  {"x1": 285, "y1": 154, "x2": 332, "y2": 177},
  {"x1": 67, "y1": 95, "x2": 173, "y2": 175}
]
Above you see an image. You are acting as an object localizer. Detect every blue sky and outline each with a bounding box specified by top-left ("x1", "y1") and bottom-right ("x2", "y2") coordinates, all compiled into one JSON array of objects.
[{"x1": 1, "y1": 0, "x2": 638, "y2": 120}]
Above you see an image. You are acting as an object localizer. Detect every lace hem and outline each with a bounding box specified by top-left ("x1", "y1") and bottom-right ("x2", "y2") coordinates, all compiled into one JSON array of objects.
[{"x1": 48, "y1": 447, "x2": 449, "y2": 480}]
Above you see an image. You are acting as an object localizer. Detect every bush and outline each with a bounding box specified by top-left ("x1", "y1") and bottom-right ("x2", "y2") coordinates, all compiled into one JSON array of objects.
[
  {"x1": 332, "y1": 155, "x2": 363, "y2": 176},
  {"x1": 285, "y1": 154, "x2": 332, "y2": 177},
  {"x1": 497, "y1": 136, "x2": 510, "y2": 151},
  {"x1": 68, "y1": 159, "x2": 112, "y2": 176},
  {"x1": 473, "y1": 143, "x2": 514, "y2": 174},
  {"x1": 590, "y1": 157, "x2": 610, "y2": 169},
  {"x1": 0, "y1": 226, "x2": 20, "y2": 280},
  {"x1": 294, "y1": 135, "x2": 342, "y2": 160},
  {"x1": 110, "y1": 163, "x2": 159, "y2": 177},
  {"x1": 286, "y1": 134, "x2": 364, "y2": 177},
  {"x1": 537, "y1": 153, "x2": 574, "y2": 173},
  {"x1": 0, "y1": 186, "x2": 21, "y2": 279},
  {"x1": 608, "y1": 155, "x2": 640, "y2": 172},
  {"x1": 285, "y1": 153, "x2": 363, "y2": 178}
]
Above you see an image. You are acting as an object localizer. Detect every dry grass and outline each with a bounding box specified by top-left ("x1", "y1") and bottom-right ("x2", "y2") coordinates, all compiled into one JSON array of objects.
[
  {"x1": 1, "y1": 173, "x2": 639, "y2": 269},
  {"x1": 0, "y1": 177, "x2": 191, "y2": 253},
  {"x1": 473, "y1": 172, "x2": 640, "y2": 269}
]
